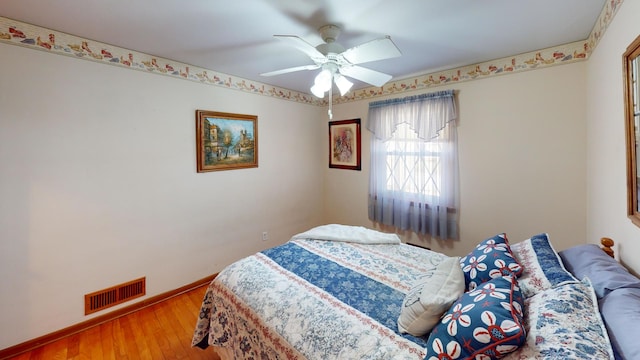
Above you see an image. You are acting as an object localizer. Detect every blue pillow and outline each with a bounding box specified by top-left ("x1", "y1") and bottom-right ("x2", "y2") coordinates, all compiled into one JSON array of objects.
[
  {"x1": 559, "y1": 244, "x2": 640, "y2": 299},
  {"x1": 599, "y1": 288, "x2": 640, "y2": 360},
  {"x1": 424, "y1": 276, "x2": 526, "y2": 359},
  {"x1": 459, "y1": 233, "x2": 523, "y2": 291}
]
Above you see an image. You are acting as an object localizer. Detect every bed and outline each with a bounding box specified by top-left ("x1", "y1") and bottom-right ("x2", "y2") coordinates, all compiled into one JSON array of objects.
[{"x1": 191, "y1": 224, "x2": 640, "y2": 359}]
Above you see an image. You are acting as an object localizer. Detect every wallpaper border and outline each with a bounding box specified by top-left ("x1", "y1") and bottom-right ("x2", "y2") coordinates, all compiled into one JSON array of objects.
[{"x1": 0, "y1": 0, "x2": 621, "y2": 105}]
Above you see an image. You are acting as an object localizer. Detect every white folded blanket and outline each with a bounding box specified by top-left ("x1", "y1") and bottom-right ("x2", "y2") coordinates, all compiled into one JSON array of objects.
[{"x1": 290, "y1": 224, "x2": 401, "y2": 245}]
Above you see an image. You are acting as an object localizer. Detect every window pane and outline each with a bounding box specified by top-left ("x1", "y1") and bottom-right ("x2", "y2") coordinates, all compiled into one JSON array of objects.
[{"x1": 383, "y1": 123, "x2": 442, "y2": 197}]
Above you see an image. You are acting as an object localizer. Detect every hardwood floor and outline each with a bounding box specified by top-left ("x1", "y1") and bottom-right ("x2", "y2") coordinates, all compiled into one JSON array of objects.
[{"x1": 6, "y1": 286, "x2": 220, "y2": 360}]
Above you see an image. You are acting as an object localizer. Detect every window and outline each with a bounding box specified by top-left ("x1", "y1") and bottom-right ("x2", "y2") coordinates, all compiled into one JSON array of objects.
[
  {"x1": 383, "y1": 122, "x2": 443, "y2": 197},
  {"x1": 367, "y1": 90, "x2": 458, "y2": 239}
]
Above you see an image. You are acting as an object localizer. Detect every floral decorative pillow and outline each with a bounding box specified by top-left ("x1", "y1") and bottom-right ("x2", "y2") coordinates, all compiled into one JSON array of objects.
[
  {"x1": 425, "y1": 276, "x2": 526, "y2": 360},
  {"x1": 459, "y1": 233, "x2": 523, "y2": 291},
  {"x1": 504, "y1": 279, "x2": 614, "y2": 360},
  {"x1": 510, "y1": 233, "x2": 577, "y2": 298}
]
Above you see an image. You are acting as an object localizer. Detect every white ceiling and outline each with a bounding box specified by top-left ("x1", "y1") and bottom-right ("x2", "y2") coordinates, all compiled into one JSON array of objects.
[{"x1": 0, "y1": 0, "x2": 606, "y2": 94}]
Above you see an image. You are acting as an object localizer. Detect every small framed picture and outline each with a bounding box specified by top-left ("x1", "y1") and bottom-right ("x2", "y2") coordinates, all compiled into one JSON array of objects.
[
  {"x1": 329, "y1": 118, "x2": 361, "y2": 170},
  {"x1": 196, "y1": 110, "x2": 258, "y2": 172}
]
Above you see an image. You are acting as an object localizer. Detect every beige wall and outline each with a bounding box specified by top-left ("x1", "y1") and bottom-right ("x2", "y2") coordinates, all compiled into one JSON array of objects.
[
  {"x1": 586, "y1": 0, "x2": 640, "y2": 275},
  {"x1": 0, "y1": 43, "x2": 326, "y2": 348},
  {"x1": 326, "y1": 64, "x2": 588, "y2": 257}
]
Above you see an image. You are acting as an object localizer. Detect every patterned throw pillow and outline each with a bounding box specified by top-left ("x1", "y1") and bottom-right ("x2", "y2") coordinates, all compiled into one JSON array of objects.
[
  {"x1": 425, "y1": 276, "x2": 526, "y2": 360},
  {"x1": 459, "y1": 233, "x2": 523, "y2": 291},
  {"x1": 397, "y1": 256, "x2": 466, "y2": 336},
  {"x1": 510, "y1": 233, "x2": 577, "y2": 298},
  {"x1": 504, "y1": 279, "x2": 615, "y2": 360}
]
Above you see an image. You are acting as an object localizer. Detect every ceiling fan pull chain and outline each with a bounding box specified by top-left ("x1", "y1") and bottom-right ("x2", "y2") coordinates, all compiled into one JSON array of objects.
[{"x1": 328, "y1": 81, "x2": 333, "y2": 119}]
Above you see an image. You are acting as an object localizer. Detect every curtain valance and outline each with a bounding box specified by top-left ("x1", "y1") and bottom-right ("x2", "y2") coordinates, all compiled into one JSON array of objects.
[{"x1": 367, "y1": 90, "x2": 457, "y2": 141}]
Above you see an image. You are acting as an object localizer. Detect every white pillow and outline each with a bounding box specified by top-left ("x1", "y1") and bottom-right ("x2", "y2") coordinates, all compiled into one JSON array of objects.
[{"x1": 397, "y1": 256, "x2": 465, "y2": 336}]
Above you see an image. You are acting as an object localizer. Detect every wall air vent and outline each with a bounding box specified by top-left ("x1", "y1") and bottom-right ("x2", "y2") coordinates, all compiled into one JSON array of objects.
[{"x1": 84, "y1": 277, "x2": 146, "y2": 315}]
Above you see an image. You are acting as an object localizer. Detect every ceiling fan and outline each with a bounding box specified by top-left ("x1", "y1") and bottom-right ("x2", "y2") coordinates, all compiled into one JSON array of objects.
[{"x1": 261, "y1": 24, "x2": 402, "y2": 101}]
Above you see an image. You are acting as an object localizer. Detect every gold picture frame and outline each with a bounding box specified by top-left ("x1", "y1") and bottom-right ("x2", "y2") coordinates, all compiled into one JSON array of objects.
[
  {"x1": 329, "y1": 118, "x2": 361, "y2": 170},
  {"x1": 196, "y1": 110, "x2": 258, "y2": 172}
]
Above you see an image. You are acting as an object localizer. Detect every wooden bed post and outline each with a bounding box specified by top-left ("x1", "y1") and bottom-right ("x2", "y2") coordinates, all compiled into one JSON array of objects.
[{"x1": 600, "y1": 237, "x2": 615, "y2": 258}]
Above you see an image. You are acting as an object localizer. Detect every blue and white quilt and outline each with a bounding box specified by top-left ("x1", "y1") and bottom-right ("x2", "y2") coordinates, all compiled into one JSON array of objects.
[
  {"x1": 192, "y1": 226, "x2": 615, "y2": 359},
  {"x1": 192, "y1": 235, "x2": 446, "y2": 360}
]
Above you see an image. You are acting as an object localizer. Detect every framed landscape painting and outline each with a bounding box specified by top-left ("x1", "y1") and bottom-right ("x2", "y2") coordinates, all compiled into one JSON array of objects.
[
  {"x1": 196, "y1": 110, "x2": 258, "y2": 172},
  {"x1": 329, "y1": 118, "x2": 361, "y2": 170}
]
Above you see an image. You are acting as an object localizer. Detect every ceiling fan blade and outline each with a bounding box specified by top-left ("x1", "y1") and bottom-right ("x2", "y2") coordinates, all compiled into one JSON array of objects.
[
  {"x1": 339, "y1": 65, "x2": 393, "y2": 87},
  {"x1": 341, "y1": 36, "x2": 401, "y2": 65},
  {"x1": 260, "y1": 64, "x2": 320, "y2": 77},
  {"x1": 274, "y1": 35, "x2": 327, "y2": 63}
]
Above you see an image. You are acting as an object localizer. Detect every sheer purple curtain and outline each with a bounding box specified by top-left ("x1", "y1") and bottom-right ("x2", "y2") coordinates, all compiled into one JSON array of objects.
[{"x1": 367, "y1": 90, "x2": 459, "y2": 239}]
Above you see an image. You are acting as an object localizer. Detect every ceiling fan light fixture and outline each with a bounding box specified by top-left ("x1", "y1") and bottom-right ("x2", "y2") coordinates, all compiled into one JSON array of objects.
[
  {"x1": 334, "y1": 74, "x2": 353, "y2": 96},
  {"x1": 311, "y1": 67, "x2": 333, "y2": 98},
  {"x1": 314, "y1": 69, "x2": 332, "y2": 89},
  {"x1": 310, "y1": 83, "x2": 326, "y2": 98}
]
